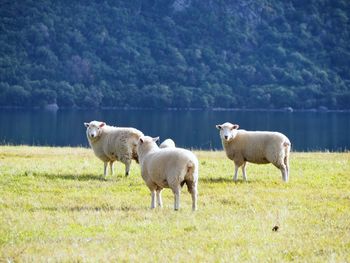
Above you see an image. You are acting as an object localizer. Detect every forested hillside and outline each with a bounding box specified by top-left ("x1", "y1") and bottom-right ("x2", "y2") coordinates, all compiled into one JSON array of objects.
[{"x1": 1, "y1": 0, "x2": 349, "y2": 109}]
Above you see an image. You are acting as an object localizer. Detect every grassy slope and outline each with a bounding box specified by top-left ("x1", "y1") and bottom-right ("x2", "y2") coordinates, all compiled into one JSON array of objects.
[{"x1": 0, "y1": 146, "x2": 349, "y2": 262}]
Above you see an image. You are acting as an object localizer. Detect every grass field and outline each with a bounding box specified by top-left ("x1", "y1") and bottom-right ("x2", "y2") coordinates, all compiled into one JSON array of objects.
[{"x1": 0, "y1": 146, "x2": 349, "y2": 262}]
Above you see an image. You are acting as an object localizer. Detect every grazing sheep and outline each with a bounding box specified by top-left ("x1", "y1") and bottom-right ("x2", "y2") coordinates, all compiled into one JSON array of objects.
[
  {"x1": 137, "y1": 136, "x2": 198, "y2": 211},
  {"x1": 216, "y1": 122, "x2": 291, "y2": 182},
  {"x1": 159, "y1": 138, "x2": 176, "y2": 148},
  {"x1": 84, "y1": 121, "x2": 144, "y2": 177}
]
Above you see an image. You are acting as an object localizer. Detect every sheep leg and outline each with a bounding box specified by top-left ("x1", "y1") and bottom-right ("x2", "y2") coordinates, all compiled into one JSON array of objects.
[
  {"x1": 185, "y1": 181, "x2": 197, "y2": 211},
  {"x1": 103, "y1": 162, "x2": 108, "y2": 177},
  {"x1": 173, "y1": 187, "x2": 181, "y2": 211},
  {"x1": 284, "y1": 155, "x2": 290, "y2": 182},
  {"x1": 281, "y1": 164, "x2": 288, "y2": 182},
  {"x1": 242, "y1": 162, "x2": 248, "y2": 182},
  {"x1": 156, "y1": 189, "x2": 163, "y2": 208},
  {"x1": 233, "y1": 164, "x2": 239, "y2": 182},
  {"x1": 151, "y1": 190, "x2": 156, "y2": 209},
  {"x1": 273, "y1": 161, "x2": 289, "y2": 182},
  {"x1": 190, "y1": 185, "x2": 198, "y2": 211},
  {"x1": 109, "y1": 161, "x2": 114, "y2": 176},
  {"x1": 124, "y1": 160, "x2": 131, "y2": 177}
]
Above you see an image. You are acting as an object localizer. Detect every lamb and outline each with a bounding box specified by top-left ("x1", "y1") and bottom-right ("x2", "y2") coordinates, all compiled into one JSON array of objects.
[
  {"x1": 84, "y1": 120, "x2": 144, "y2": 177},
  {"x1": 216, "y1": 122, "x2": 291, "y2": 182},
  {"x1": 159, "y1": 138, "x2": 175, "y2": 148},
  {"x1": 137, "y1": 136, "x2": 198, "y2": 211}
]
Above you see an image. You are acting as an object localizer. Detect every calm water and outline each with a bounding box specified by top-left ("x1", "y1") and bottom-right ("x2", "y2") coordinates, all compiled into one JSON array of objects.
[{"x1": 1, "y1": 109, "x2": 349, "y2": 151}]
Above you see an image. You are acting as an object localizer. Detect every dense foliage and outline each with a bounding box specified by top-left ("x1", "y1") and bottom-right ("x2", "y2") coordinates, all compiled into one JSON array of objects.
[{"x1": 1, "y1": 0, "x2": 349, "y2": 109}]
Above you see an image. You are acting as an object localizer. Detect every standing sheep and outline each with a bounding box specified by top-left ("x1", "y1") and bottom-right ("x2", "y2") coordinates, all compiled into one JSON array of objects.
[
  {"x1": 84, "y1": 120, "x2": 144, "y2": 177},
  {"x1": 137, "y1": 136, "x2": 198, "y2": 211},
  {"x1": 159, "y1": 138, "x2": 175, "y2": 148},
  {"x1": 216, "y1": 122, "x2": 291, "y2": 182}
]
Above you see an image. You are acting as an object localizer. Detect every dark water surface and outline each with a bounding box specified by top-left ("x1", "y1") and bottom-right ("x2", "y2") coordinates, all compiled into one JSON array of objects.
[{"x1": 1, "y1": 109, "x2": 349, "y2": 151}]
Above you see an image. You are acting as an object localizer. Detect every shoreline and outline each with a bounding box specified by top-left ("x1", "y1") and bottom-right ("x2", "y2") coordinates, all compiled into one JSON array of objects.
[{"x1": 1, "y1": 106, "x2": 350, "y2": 113}]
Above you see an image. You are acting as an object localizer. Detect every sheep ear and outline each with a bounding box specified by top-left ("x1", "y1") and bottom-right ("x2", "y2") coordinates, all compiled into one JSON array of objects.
[
  {"x1": 152, "y1": 137, "x2": 159, "y2": 142},
  {"x1": 231, "y1": 124, "x2": 239, "y2": 130},
  {"x1": 99, "y1": 122, "x2": 106, "y2": 128},
  {"x1": 84, "y1": 122, "x2": 89, "y2": 128},
  {"x1": 216, "y1": 125, "x2": 222, "y2": 130}
]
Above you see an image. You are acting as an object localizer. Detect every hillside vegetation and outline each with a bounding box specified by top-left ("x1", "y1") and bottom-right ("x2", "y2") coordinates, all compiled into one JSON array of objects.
[
  {"x1": 0, "y1": 0, "x2": 349, "y2": 109},
  {"x1": 0, "y1": 146, "x2": 349, "y2": 261}
]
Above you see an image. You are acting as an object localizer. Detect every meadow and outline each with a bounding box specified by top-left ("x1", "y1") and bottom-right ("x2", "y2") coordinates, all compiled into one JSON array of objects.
[{"x1": 0, "y1": 146, "x2": 349, "y2": 262}]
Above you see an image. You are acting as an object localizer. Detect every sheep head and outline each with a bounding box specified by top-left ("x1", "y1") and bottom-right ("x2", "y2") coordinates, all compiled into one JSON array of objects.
[
  {"x1": 216, "y1": 122, "x2": 239, "y2": 141},
  {"x1": 84, "y1": 120, "x2": 106, "y2": 140}
]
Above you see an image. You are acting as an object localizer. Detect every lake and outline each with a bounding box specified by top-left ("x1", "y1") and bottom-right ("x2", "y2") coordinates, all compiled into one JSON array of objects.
[{"x1": 1, "y1": 109, "x2": 349, "y2": 151}]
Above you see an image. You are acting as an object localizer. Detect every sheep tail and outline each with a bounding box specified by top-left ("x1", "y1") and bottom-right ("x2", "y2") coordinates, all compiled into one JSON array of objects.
[
  {"x1": 283, "y1": 139, "x2": 291, "y2": 174},
  {"x1": 186, "y1": 160, "x2": 195, "y2": 176},
  {"x1": 131, "y1": 141, "x2": 139, "y2": 163},
  {"x1": 283, "y1": 139, "x2": 291, "y2": 153},
  {"x1": 130, "y1": 133, "x2": 142, "y2": 163},
  {"x1": 283, "y1": 141, "x2": 291, "y2": 148},
  {"x1": 180, "y1": 160, "x2": 196, "y2": 192},
  {"x1": 132, "y1": 148, "x2": 139, "y2": 163}
]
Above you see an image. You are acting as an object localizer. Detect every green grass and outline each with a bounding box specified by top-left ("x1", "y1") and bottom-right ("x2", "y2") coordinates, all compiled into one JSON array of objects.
[{"x1": 0, "y1": 146, "x2": 349, "y2": 262}]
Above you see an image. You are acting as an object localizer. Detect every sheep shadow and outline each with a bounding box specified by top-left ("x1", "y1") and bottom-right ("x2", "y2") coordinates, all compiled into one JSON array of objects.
[
  {"x1": 29, "y1": 204, "x2": 140, "y2": 213},
  {"x1": 200, "y1": 177, "x2": 252, "y2": 184},
  {"x1": 28, "y1": 172, "x2": 113, "y2": 182}
]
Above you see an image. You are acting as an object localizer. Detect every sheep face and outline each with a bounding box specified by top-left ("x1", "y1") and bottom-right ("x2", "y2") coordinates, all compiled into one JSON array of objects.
[
  {"x1": 84, "y1": 121, "x2": 106, "y2": 140},
  {"x1": 216, "y1": 122, "x2": 239, "y2": 141},
  {"x1": 137, "y1": 136, "x2": 159, "y2": 156}
]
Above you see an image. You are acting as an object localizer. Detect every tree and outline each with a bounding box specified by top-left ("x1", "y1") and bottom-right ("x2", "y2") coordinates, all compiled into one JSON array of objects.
[
  {"x1": 172, "y1": 86, "x2": 193, "y2": 108},
  {"x1": 55, "y1": 81, "x2": 75, "y2": 107},
  {"x1": 32, "y1": 89, "x2": 57, "y2": 107},
  {"x1": 4, "y1": 85, "x2": 30, "y2": 107},
  {"x1": 0, "y1": 0, "x2": 349, "y2": 109},
  {"x1": 140, "y1": 84, "x2": 173, "y2": 108}
]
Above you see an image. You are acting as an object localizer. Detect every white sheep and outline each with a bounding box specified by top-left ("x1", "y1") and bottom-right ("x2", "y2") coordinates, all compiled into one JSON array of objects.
[
  {"x1": 137, "y1": 136, "x2": 198, "y2": 211},
  {"x1": 159, "y1": 138, "x2": 176, "y2": 148},
  {"x1": 84, "y1": 120, "x2": 144, "y2": 177},
  {"x1": 216, "y1": 122, "x2": 291, "y2": 182}
]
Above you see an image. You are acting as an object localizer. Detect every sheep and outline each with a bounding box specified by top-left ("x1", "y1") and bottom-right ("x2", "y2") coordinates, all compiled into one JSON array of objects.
[
  {"x1": 216, "y1": 122, "x2": 291, "y2": 182},
  {"x1": 137, "y1": 136, "x2": 198, "y2": 211},
  {"x1": 159, "y1": 138, "x2": 176, "y2": 148},
  {"x1": 84, "y1": 120, "x2": 144, "y2": 177}
]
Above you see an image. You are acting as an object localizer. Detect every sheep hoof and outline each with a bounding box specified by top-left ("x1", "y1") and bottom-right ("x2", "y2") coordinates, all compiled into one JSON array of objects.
[{"x1": 125, "y1": 172, "x2": 129, "y2": 177}]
